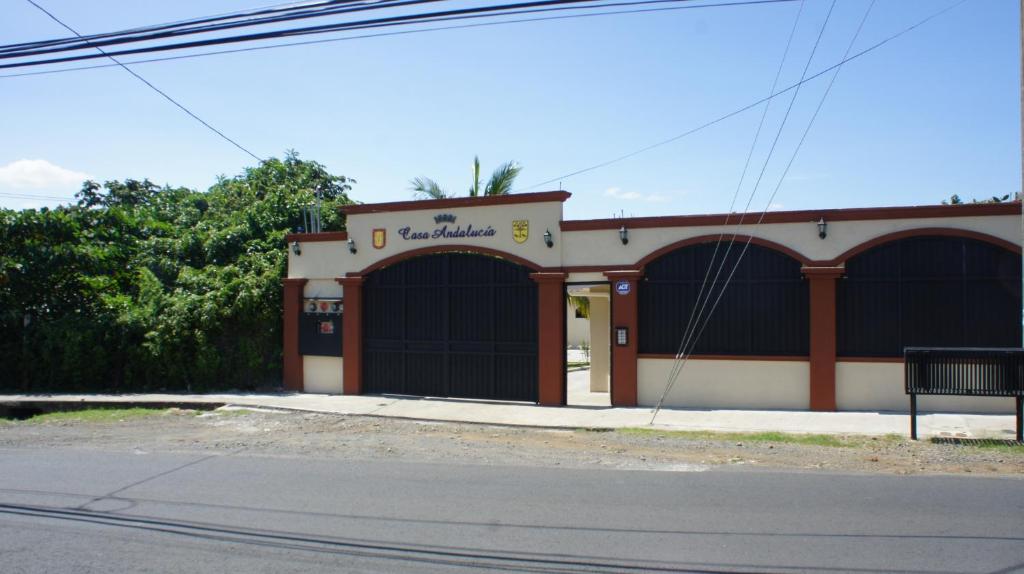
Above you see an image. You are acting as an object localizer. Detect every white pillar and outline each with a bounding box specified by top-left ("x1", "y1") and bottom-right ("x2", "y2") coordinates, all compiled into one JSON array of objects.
[{"x1": 589, "y1": 294, "x2": 610, "y2": 392}]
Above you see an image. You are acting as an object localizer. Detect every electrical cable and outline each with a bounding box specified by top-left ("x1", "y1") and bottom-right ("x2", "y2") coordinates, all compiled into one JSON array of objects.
[
  {"x1": 0, "y1": 1, "x2": 366, "y2": 54},
  {"x1": 650, "y1": 0, "x2": 886, "y2": 424},
  {"x1": 23, "y1": 0, "x2": 264, "y2": 163},
  {"x1": 655, "y1": 0, "x2": 805, "y2": 415},
  {"x1": 516, "y1": 0, "x2": 970, "y2": 192},
  {"x1": 0, "y1": 0, "x2": 788, "y2": 70},
  {"x1": 0, "y1": 0, "x2": 795, "y2": 79},
  {"x1": 0, "y1": 0, "x2": 451, "y2": 59}
]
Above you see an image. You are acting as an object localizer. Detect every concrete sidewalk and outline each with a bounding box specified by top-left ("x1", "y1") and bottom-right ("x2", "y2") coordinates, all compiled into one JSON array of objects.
[{"x1": 2, "y1": 391, "x2": 1020, "y2": 439}]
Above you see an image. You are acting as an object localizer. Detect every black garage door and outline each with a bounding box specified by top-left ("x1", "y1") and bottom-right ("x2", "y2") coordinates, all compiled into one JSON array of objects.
[{"x1": 362, "y1": 253, "x2": 538, "y2": 402}]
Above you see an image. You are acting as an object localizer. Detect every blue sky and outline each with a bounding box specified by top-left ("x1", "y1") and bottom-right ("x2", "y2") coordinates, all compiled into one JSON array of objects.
[{"x1": 0, "y1": 0, "x2": 1018, "y2": 220}]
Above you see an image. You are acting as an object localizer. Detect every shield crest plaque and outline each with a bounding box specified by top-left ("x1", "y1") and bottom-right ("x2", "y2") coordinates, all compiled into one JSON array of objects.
[{"x1": 512, "y1": 220, "x2": 529, "y2": 244}]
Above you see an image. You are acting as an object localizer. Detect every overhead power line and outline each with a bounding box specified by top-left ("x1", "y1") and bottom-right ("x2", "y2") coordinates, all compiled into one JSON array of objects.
[
  {"x1": 650, "y1": 0, "x2": 886, "y2": 424},
  {"x1": 656, "y1": 0, "x2": 806, "y2": 419},
  {"x1": 517, "y1": 0, "x2": 971, "y2": 192},
  {"x1": 1, "y1": 0, "x2": 448, "y2": 59},
  {"x1": 0, "y1": 0, "x2": 797, "y2": 79},
  {"x1": 0, "y1": 0, "x2": 796, "y2": 70},
  {"x1": 651, "y1": 0, "x2": 839, "y2": 422},
  {"x1": 23, "y1": 0, "x2": 264, "y2": 163}
]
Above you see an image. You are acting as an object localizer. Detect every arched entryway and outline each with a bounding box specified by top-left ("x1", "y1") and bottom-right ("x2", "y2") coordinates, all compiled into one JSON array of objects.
[{"x1": 361, "y1": 252, "x2": 539, "y2": 402}]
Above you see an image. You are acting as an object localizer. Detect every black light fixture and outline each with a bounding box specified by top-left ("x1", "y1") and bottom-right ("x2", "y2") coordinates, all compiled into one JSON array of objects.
[
  {"x1": 347, "y1": 238, "x2": 357, "y2": 254},
  {"x1": 618, "y1": 226, "x2": 629, "y2": 245},
  {"x1": 291, "y1": 240, "x2": 301, "y2": 256},
  {"x1": 816, "y1": 217, "x2": 827, "y2": 239},
  {"x1": 543, "y1": 229, "x2": 554, "y2": 248}
]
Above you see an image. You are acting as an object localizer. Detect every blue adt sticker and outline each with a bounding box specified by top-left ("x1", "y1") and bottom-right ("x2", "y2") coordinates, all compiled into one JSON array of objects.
[{"x1": 615, "y1": 280, "x2": 631, "y2": 295}]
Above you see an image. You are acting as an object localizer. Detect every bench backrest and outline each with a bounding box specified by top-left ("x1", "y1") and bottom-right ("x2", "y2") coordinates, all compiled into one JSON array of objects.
[{"x1": 904, "y1": 348, "x2": 1024, "y2": 397}]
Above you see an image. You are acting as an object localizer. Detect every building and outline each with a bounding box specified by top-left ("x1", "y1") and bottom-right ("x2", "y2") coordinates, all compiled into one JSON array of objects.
[{"x1": 284, "y1": 191, "x2": 1022, "y2": 414}]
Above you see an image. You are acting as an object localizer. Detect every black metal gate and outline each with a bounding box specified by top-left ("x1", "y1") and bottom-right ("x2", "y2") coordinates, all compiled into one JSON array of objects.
[{"x1": 362, "y1": 253, "x2": 538, "y2": 402}]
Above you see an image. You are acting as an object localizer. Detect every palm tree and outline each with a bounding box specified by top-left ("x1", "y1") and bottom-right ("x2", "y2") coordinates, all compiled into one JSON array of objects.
[{"x1": 411, "y1": 156, "x2": 521, "y2": 199}]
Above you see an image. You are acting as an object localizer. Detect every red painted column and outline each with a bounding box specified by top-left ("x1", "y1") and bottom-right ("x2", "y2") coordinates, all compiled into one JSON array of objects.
[
  {"x1": 336, "y1": 276, "x2": 364, "y2": 395},
  {"x1": 605, "y1": 270, "x2": 643, "y2": 407},
  {"x1": 282, "y1": 278, "x2": 308, "y2": 392},
  {"x1": 803, "y1": 266, "x2": 844, "y2": 411},
  {"x1": 530, "y1": 272, "x2": 566, "y2": 406}
]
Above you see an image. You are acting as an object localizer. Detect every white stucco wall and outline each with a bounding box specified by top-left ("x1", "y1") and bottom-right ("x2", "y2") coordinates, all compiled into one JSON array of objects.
[
  {"x1": 836, "y1": 362, "x2": 1016, "y2": 414},
  {"x1": 566, "y1": 306, "x2": 589, "y2": 347},
  {"x1": 638, "y1": 358, "x2": 810, "y2": 410},
  {"x1": 288, "y1": 240, "x2": 351, "y2": 280},
  {"x1": 303, "y1": 356, "x2": 344, "y2": 394},
  {"x1": 346, "y1": 200, "x2": 565, "y2": 272},
  {"x1": 561, "y1": 214, "x2": 1021, "y2": 269}
]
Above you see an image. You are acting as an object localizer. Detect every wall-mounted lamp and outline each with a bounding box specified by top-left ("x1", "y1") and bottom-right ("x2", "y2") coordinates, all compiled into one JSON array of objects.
[
  {"x1": 291, "y1": 241, "x2": 301, "y2": 256},
  {"x1": 347, "y1": 238, "x2": 357, "y2": 254},
  {"x1": 618, "y1": 226, "x2": 629, "y2": 245},
  {"x1": 543, "y1": 229, "x2": 554, "y2": 248},
  {"x1": 816, "y1": 217, "x2": 827, "y2": 240}
]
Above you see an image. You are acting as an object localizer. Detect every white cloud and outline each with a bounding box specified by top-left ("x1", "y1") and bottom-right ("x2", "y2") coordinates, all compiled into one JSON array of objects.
[
  {"x1": 0, "y1": 159, "x2": 92, "y2": 190},
  {"x1": 603, "y1": 187, "x2": 669, "y2": 203},
  {"x1": 768, "y1": 203, "x2": 784, "y2": 211}
]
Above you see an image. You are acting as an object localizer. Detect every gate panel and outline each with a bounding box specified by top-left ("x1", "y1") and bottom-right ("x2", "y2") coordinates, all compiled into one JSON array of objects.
[{"x1": 362, "y1": 253, "x2": 538, "y2": 402}]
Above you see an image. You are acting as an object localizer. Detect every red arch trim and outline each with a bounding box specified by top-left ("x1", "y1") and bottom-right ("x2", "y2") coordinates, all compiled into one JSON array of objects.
[
  {"x1": 355, "y1": 244, "x2": 544, "y2": 275},
  {"x1": 634, "y1": 234, "x2": 815, "y2": 269},
  {"x1": 824, "y1": 227, "x2": 1021, "y2": 267}
]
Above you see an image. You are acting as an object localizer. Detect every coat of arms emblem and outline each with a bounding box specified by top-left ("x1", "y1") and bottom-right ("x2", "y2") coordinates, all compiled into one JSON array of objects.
[
  {"x1": 512, "y1": 220, "x2": 529, "y2": 244},
  {"x1": 372, "y1": 228, "x2": 386, "y2": 249}
]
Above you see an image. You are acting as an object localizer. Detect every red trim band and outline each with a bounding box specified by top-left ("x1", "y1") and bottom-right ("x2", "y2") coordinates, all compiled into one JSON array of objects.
[
  {"x1": 356, "y1": 245, "x2": 543, "y2": 275},
  {"x1": 822, "y1": 227, "x2": 1022, "y2": 266},
  {"x1": 634, "y1": 234, "x2": 815, "y2": 267},
  {"x1": 638, "y1": 354, "x2": 810, "y2": 362},
  {"x1": 342, "y1": 191, "x2": 571, "y2": 215},
  {"x1": 285, "y1": 231, "x2": 348, "y2": 243},
  {"x1": 836, "y1": 357, "x2": 905, "y2": 363},
  {"x1": 560, "y1": 202, "x2": 1021, "y2": 231}
]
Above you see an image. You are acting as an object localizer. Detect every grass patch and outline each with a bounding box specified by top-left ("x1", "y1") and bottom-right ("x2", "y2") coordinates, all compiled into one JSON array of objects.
[
  {"x1": 616, "y1": 427, "x2": 856, "y2": 447},
  {"x1": 567, "y1": 361, "x2": 590, "y2": 369},
  {"x1": 25, "y1": 407, "x2": 166, "y2": 424}
]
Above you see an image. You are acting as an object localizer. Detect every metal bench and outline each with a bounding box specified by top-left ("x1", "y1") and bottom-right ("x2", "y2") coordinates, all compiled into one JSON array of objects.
[{"x1": 904, "y1": 347, "x2": 1024, "y2": 441}]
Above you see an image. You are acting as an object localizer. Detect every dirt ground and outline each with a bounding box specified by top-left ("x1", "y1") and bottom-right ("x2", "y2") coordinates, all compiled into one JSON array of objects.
[{"x1": 1, "y1": 408, "x2": 1022, "y2": 477}]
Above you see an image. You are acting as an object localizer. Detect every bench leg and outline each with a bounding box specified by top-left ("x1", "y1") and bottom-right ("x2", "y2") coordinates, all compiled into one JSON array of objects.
[
  {"x1": 910, "y1": 394, "x2": 917, "y2": 441},
  {"x1": 1016, "y1": 397, "x2": 1022, "y2": 443}
]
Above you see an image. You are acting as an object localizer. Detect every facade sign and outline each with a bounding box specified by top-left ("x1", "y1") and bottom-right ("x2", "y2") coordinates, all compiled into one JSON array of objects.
[
  {"x1": 615, "y1": 280, "x2": 631, "y2": 296},
  {"x1": 397, "y1": 213, "x2": 496, "y2": 242},
  {"x1": 372, "y1": 228, "x2": 386, "y2": 249},
  {"x1": 512, "y1": 220, "x2": 529, "y2": 244}
]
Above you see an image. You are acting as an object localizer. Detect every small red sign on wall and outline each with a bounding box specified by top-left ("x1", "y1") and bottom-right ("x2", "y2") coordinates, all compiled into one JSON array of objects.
[{"x1": 319, "y1": 321, "x2": 334, "y2": 335}]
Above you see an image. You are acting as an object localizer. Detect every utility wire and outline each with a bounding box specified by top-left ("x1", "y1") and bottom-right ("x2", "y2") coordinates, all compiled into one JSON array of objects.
[
  {"x1": 0, "y1": 0, "x2": 789, "y2": 69},
  {"x1": 656, "y1": 0, "x2": 805, "y2": 413},
  {"x1": 0, "y1": 192, "x2": 76, "y2": 202},
  {"x1": 516, "y1": 0, "x2": 970, "y2": 192},
  {"x1": 23, "y1": 0, "x2": 264, "y2": 163},
  {"x1": 2, "y1": 0, "x2": 450, "y2": 59},
  {"x1": 0, "y1": 1, "x2": 381, "y2": 54},
  {"x1": 650, "y1": 0, "x2": 884, "y2": 424},
  {"x1": 650, "y1": 0, "x2": 838, "y2": 423},
  {"x1": 0, "y1": 0, "x2": 795, "y2": 79},
  {"x1": 0, "y1": 1, "x2": 360, "y2": 54}
]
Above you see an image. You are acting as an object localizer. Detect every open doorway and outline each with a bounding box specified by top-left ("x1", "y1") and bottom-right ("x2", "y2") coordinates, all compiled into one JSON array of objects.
[{"x1": 566, "y1": 283, "x2": 611, "y2": 407}]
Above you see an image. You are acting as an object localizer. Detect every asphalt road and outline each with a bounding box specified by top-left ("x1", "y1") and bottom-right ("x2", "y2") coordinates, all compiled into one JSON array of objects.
[{"x1": 0, "y1": 447, "x2": 1021, "y2": 574}]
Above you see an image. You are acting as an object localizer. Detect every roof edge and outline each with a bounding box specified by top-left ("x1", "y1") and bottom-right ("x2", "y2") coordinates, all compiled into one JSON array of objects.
[{"x1": 341, "y1": 191, "x2": 571, "y2": 215}]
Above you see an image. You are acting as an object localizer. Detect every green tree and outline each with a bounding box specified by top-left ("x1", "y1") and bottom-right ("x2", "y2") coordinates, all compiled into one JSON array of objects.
[
  {"x1": 411, "y1": 156, "x2": 521, "y2": 199},
  {"x1": 0, "y1": 151, "x2": 354, "y2": 393}
]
